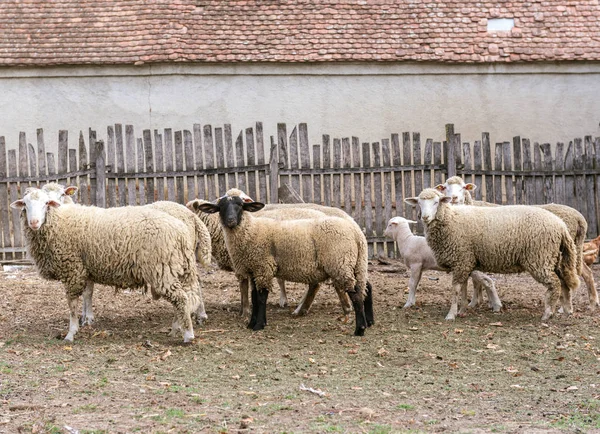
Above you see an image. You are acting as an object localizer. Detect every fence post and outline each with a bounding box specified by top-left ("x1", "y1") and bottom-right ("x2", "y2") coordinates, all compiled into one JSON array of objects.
[
  {"x1": 445, "y1": 123, "x2": 456, "y2": 178},
  {"x1": 95, "y1": 140, "x2": 106, "y2": 208},
  {"x1": 269, "y1": 137, "x2": 279, "y2": 203}
]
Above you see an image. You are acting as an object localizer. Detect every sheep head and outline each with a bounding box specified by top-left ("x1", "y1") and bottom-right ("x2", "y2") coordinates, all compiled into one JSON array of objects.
[
  {"x1": 10, "y1": 188, "x2": 61, "y2": 231},
  {"x1": 434, "y1": 176, "x2": 476, "y2": 205},
  {"x1": 195, "y1": 195, "x2": 265, "y2": 229},
  {"x1": 405, "y1": 188, "x2": 450, "y2": 225}
]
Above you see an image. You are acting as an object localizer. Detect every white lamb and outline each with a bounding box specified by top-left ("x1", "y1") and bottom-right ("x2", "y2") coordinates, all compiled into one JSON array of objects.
[
  {"x1": 384, "y1": 216, "x2": 501, "y2": 311},
  {"x1": 11, "y1": 188, "x2": 203, "y2": 343},
  {"x1": 195, "y1": 192, "x2": 374, "y2": 336},
  {"x1": 405, "y1": 188, "x2": 580, "y2": 321}
]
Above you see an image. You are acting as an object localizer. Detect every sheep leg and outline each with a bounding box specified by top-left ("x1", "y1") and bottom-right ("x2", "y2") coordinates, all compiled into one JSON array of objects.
[
  {"x1": 364, "y1": 281, "x2": 374, "y2": 327},
  {"x1": 163, "y1": 283, "x2": 195, "y2": 343},
  {"x1": 559, "y1": 279, "x2": 573, "y2": 316},
  {"x1": 248, "y1": 279, "x2": 258, "y2": 329},
  {"x1": 581, "y1": 263, "x2": 599, "y2": 310},
  {"x1": 80, "y1": 281, "x2": 95, "y2": 326},
  {"x1": 335, "y1": 289, "x2": 352, "y2": 323},
  {"x1": 239, "y1": 278, "x2": 250, "y2": 318},
  {"x1": 457, "y1": 281, "x2": 470, "y2": 317},
  {"x1": 404, "y1": 264, "x2": 423, "y2": 308},
  {"x1": 64, "y1": 292, "x2": 80, "y2": 342},
  {"x1": 252, "y1": 288, "x2": 269, "y2": 331},
  {"x1": 468, "y1": 276, "x2": 484, "y2": 309},
  {"x1": 471, "y1": 271, "x2": 502, "y2": 312},
  {"x1": 446, "y1": 274, "x2": 468, "y2": 320},
  {"x1": 538, "y1": 273, "x2": 562, "y2": 322},
  {"x1": 277, "y1": 278, "x2": 288, "y2": 308},
  {"x1": 192, "y1": 284, "x2": 208, "y2": 326},
  {"x1": 292, "y1": 283, "x2": 320, "y2": 316},
  {"x1": 348, "y1": 285, "x2": 367, "y2": 336}
]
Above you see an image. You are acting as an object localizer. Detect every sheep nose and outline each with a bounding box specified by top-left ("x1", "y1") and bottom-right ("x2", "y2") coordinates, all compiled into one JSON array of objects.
[
  {"x1": 225, "y1": 217, "x2": 238, "y2": 228},
  {"x1": 451, "y1": 195, "x2": 458, "y2": 203},
  {"x1": 29, "y1": 219, "x2": 40, "y2": 230}
]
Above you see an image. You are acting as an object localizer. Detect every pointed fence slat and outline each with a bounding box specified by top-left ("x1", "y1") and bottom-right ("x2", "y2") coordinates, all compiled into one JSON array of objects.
[
  {"x1": 136, "y1": 138, "x2": 146, "y2": 205},
  {"x1": 246, "y1": 127, "x2": 257, "y2": 200},
  {"x1": 299, "y1": 124, "x2": 311, "y2": 204},
  {"x1": 203, "y1": 126, "x2": 215, "y2": 200},
  {"x1": 332, "y1": 138, "x2": 342, "y2": 208},
  {"x1": 164, "y1": 129, "x2": 176, "y2": 202},
  {"x1": 224, "y1": 124, "x2": 236, "y2": 194},
  {"x1": 106, "y1": 126, "x2": 117, "y2": 207},
  {"x1": 184, "y1": 129, "x2": 195, "y2": 203},
  {"x1": 0, "y1": 137, "x2": 11, "y2": 260},
  {"x1": 256, "y1": 122, "x2": 267, "y2": 202},
  {"x1": 115, "y1": 124, "x2": 127, "y2": 206},
  {"x1": 154, "y1": 130, "x2": 165, "y2": 202},
  {"x1": 194, "y1": 123, "x2": 206, "y2": 199}
]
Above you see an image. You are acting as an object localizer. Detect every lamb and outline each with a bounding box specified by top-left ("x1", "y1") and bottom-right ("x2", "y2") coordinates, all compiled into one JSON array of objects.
[
  {"x1": 195, "y1": 192, "x2": 374, "y2": 336},
  {"x1": 435, "y1": 176, "x2": 599, "y2": 310},
  {"x1": 583, "y1": 235, "x2": 600, "y2": 266},
  {"x1": 10, "y1": 188, "x2": 203, "y2": 343},
  {"x1": 186, "y1": 195, "x2": 357, "y2": 319},
  {"x1": 405, "y1": 188, "x2": 580, "y2": 321},
  {"x1": 384, "y1": 216, "x2": 502, "y2": 311}
]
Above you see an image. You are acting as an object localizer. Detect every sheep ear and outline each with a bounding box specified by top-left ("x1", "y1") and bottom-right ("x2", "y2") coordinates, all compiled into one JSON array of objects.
[
  {"x1": 195, "y1": 202, "x2": 220, "y2": 214},
  {"x1": 464, "y1": 183, "x2": 477, "y2": 192},
  {"x1": 186, "y1": 199, "x2": 202, "y2": 212},
  {"x1": 10, "y1": 200, "x2": 25, "y2": 210},
  {"x1": 48, "y1": 200, "x2": 61, "y2": 208},
  {"x1": 434, "y1": 184, "x2": 446, "y2": 192},
  {"x1": 243, "y1": 202, "x2": 266, "y2": 212},
  {"x1": 404, "y1": 197, "x2": 419, "y2": 207},
  {"x1": 65, "y1": 186, "x2": 78, "y2": 196},
  {"x1": 440, "y1": 196, "x2": 453, "y2": 204}
]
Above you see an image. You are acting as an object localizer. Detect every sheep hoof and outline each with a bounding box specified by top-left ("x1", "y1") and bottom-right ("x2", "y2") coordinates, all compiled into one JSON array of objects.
[
  {"x1": 445, "y1": 314, "x2": 456, "y2": 321},
  {"x1": 353, "y1": 327, "x2": 366, "y2": 337},
  {"x1": 252, "y1": 322, "x2": 266, "y2": 331},
  {"x1": 337, "y1": 314, "x2": 350, "y2": 324},
  {"x1": 64, "y1": 334, "x2": 74, "y2": 343}
]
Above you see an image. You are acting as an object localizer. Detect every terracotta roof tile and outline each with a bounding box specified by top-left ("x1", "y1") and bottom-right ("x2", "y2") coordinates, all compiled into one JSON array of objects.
[{"x1": 0, "y1": 0, "x2": 598, "y2": 66}]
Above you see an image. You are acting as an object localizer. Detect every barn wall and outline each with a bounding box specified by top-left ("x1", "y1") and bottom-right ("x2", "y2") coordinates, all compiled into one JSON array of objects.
[{"x1": 0, "y1": 62, "x2": 599, "y2": 152}]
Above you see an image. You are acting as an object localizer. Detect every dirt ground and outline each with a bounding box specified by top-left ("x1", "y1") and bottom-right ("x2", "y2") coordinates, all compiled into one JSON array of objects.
[{"x1": 0, "y1": 259, "x2": 599, "y2": 434}]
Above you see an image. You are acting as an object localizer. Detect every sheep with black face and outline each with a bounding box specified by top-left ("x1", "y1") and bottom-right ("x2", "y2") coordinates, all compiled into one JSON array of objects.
[{"x1": 196, "y1": 192, "x2": 373, "y2": 336}]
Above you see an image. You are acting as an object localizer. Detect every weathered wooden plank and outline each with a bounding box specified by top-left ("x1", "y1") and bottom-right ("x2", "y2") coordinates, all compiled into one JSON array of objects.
[
  {"x1": 215, "y1": 127, "x2": 225, "y2": 198},
  {"x1": 183, "y1": 129, "x2": 194, "y2": 202},
  {"x1": 342, "y1": 137, "x2": 352, "y2": 216},
  {"x1": 391, "y1": 133, "x2": 402, "y2": 216},
  {"x1": 18, "y1": 133, "x2": 29, "y2": 191},
  {"x1": 423, "y1": 139, "x2": 433, "y2": 190},
  {"x1": 193, "y1": 124, "x2": 206, "y2": 199},
  {"x1": 164, "y1": 129, "x2": 176, "y2": 202},
  {"x1": 174, "y1": 131, "x2": 184, "y2": 204},
  {"x1": 36, "y1": 129, "x2": 46, "y2": 177},
  {"x1": 114, "y1": 124, "x2": 126, "y2": 206},
  {"x1": 297, "y1": 123, "x2": 311, "y2": 203},
  {"x1": 154, "y1": 130, "x2": 165, "y2": 202},
  {"x1": 246, "y1": 127, "x2": 257, "y2": 200},
  {"x1": 204, "y1": 125, "x2": 215, "y2": 201},
  {"x1": 269, "y1": 138, "x2": 279, "y2": 204},
  {"x1": 533, "y1": 142, "x2": 544, "y2": 204},
  {"x1": 106, "y1": 126, "x2": 116, "y2": 207},
  {"x1": 8, "y1": 150, "x2": 22, "y2": 253},
  {"x1": 28, "y1": 143, "x2": 37, "y2": 184},
  {"x1": 462, "y1": 142, "x2": 472, "y2": 184},
  {"x1": 445, "y1": 124, "x2": 456, "y2": 178},
  {"x1": 563, "y1": 142, "x2": 575, "y2": 210},
  {"x1": 413, "y1": 133, "x2": 422, "y2": 202},
  {"x1": 362, "y1": 142, "x2": 374, "y2": 258},
  {"x1": 332, "y1": 138, "x2": 342, "y2": 208},
  {"x1": 68, "y1": 149, "x2": 77, "y2": 196},
  {"x1": 522, "y1": 138, "x2": 534, "y2": 206},
  {"x1": 594, "y1": 137, "x2": 600, "y2": 234},
  {"x1": 482, "y1": 133, "x2": 493, "y2": 203},
  {"x1": 502, "y1": 141, "x2": 514, "y2": 205},
  {"x1": 573, "y1": 138, "x2": 586, "y2": 218},
  {"x1": 143, "y1": 129, "x2": 154, "y2": 204},
  {"x1": 256, "y1": 122, "x2": 267, "y2": 202},
  {"x1": 288, "y1": 126, "x2": 300, "y2": 199},
  {"x1": 125, "y1": 125, "x2": 136, "y2": 205},
  {"x1": 313, "y1": 144, "x2": 321, "y2": 205},
  {"x1": 235, "y1": 130, "x2": 246, "y2": 192},
  {"x1": 0, "y1": 136, "x2": 11, "y2": 259},
  {"x1": 352, "y1": 137, "x2": 362, "y2": 227},
  {"x1": 512, "y1": 137, "x2": 522, "y2": 204},
  {"x1": 473, "y1": 141, "x2": 483, "y2": 201},
  {"x1": 95, "y1": 140, "x2": 106, "y2": 208},
  {"x1": 382, "y1": 138, "x2": 395, "y2": 256},
  {"x1": 77, "y1": 132, "x2": 88, "y2": 204},
  {"x1": 541, "y1": 143, "x2": 554, "y2": 204},
  {"x1": 402, "y1": 132, "x2": 413, "y2": 219},
  {"x1": 277, "y1": 124, "x2": 288, "y2": 191},
  {"x1": 58, "y1": 130, "x2": 68, "y2": 185},
  {"x1": 554, "y1": 142, "x2": 565, "y2": 205},
  {"x1": 322, "y1": 135, "x2": 331, "y2": 206},
  {"x1": 137, "y1": 138, "x2": 146, "y2": 205},
  {"x1": 585, "y1": 136, "x2": 597, "y2": 237},
  {"x1": 494, "y1": 143, "x2": 503, "y2": 204},
  {"x1": 88, "y1": 129, "x2": 97, "y2": 205},
  {"x1": 433, "y1": 142, "x2": 443, "y2": 197},
  {"x1": 224, "y1": 124, "x2": 236, "y2": 194},
  {"x1": 47, "y1": 152, "x2": 56, "y2": 177},
  {"x1": 372, "y1": 141, "x2": 383, "y2": 257}
]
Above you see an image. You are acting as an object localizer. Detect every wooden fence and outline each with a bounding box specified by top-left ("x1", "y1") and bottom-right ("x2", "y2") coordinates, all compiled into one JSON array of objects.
[{"x1": 1, "y1": 122, "x2": 600, "y2": 263}]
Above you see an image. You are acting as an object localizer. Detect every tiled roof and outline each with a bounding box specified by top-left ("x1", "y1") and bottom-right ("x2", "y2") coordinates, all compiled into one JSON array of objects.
[{"x1": 0, "y1": 0, "x2": 599, "y2": 66}]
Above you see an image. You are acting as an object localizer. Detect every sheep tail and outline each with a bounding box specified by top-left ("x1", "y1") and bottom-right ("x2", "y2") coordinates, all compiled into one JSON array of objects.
[
  {"x1": 354, "y1": 235, "x2": 369, "y2": 298},
  {"x1": 194, "y1": 217, "x2": 212, "y2": 268},
  {"x1": 558, "y1": 229, "x2": 581, "y2": 291}
]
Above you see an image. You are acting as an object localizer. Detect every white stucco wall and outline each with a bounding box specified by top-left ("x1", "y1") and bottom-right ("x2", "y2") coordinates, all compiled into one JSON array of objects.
[{"x1": 0, "y1": 62, "x2": 599, "y2": 156}]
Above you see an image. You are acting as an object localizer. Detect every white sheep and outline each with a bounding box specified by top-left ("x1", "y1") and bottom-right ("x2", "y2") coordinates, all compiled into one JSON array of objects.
[
  {"x1": 384, "y1": 216, "x2": 502, "y2": 311},
  {"x1": 41, "y1": 182, "x2": 78, "y2": 204},
  {"x1": 435, "y1": 176, "x2": 599, "y2": 310},
  {"x1": 195, "y1": 192, "x2": 373, "y2": 336},
  {"x1": 405, "y1": 188, "x2": 580, "y2": 321},
  {"x1": 11, "y1": 188, "x2": 203, "y2": 343}
]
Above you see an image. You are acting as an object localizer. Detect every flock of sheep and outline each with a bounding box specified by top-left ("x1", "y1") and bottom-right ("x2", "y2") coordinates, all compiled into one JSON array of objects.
[{"x1": 9, "y1": 176, "x2": 598, "y2": 343}]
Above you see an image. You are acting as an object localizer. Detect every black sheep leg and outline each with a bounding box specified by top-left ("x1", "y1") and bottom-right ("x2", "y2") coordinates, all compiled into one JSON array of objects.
[
  {"x1": 349, "y1": 286, "x2": 367, "y2": 336},
  {"x1": 252, "y1": 288, "x2": 269, "y2": 331},
  {"x1": 364, "y1": 281, "x2": 375, "y2": 327},
  {"x1": 248, "y1": 279, "x2": 259, "y2": 330}
]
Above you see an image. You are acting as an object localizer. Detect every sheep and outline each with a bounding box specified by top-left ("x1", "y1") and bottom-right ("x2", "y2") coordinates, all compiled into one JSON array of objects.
[
  {"x1": 435, "y1": 176, "x2": 599, "y2": 310},
  {"x1": 10, "y1": 188, "x2": 203, "y2": 343},
  {"x1": 405, "y1": 188, "x2": 580, "y2": 321},
  {"x1": 41, "y1": 182, "x2": 78, "y2": 204},
  {"x1": 583, "y1": 235, "x2": 600, "y2": 266},
  {"x1": 384, "y1": 216, "x2": 502, "y2": 311},
  {"x1": 186, "y1": 196, "x2": 357, "y2": 319},
  {"x1": 195, "y1": 192, "x2": 373, "y2": 336}
]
